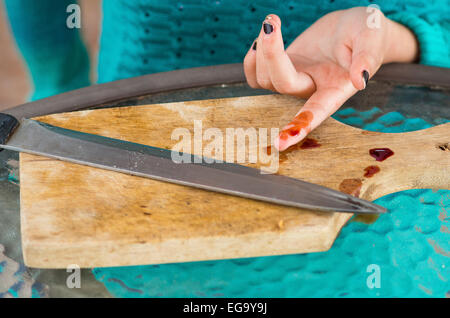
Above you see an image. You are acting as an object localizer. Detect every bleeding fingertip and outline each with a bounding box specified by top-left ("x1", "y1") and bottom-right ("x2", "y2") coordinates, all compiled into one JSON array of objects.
[
  {"x1": 274, "y1": 135, "x2": 289, "y2": 151},
  {"x1": 273, "y1": 137, "x2": 281, "y2": 151}
]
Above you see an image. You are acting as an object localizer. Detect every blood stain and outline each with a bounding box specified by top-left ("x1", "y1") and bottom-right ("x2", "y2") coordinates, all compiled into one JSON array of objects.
[
  {"x1": 339, "y1": 178, "x2": 362, "y2": 198},
  {"x1": 364, "y1": 165, "x2": 380, "y2": 177},
  {"x1": 300, "y1": 138, "x2": 321, "y2": 149},
  {"x1": 264, "y1": 137, "x2": 320, "y2": 164},
  {"x1": 369, "y1": 148, "x2": 394, "y2": 161},
  {"x1": 279, "y1": 111, "x2": 314, "y2": 141}
]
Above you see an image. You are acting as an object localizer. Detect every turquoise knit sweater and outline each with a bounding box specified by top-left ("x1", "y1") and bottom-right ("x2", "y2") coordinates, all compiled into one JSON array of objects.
[{"x1": 4, "y1": 0, "x2": 450, "y2": 101}]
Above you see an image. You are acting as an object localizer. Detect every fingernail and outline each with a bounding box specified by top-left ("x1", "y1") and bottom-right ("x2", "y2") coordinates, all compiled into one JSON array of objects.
[
  {"x1": 252, "y1": 40, "x2": 257, "y2": 50},
  {"x1": 362, "y1": 70, "x2": 369, "y2": 89},
  {"x1": 263, "y1": 22, "x2": 273, "y2": 34}
]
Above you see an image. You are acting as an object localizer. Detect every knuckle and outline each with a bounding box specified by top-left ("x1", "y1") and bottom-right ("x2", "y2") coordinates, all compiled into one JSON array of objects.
[
  {"x1": 275, "y1": 81, "x2": 297, "y2": 95},
  {"x1": 263, "y1": 47, "x2": 277, "y2": 60},
  {"x1": 247, "y1": 80, "x2": 259, "y2": 89},
  {"x1": 307, "y1": 101, "x2": 328, "y2": 114},
  {"x1": 360, "y1": 52, "x2": 380, "y2": 69},
  {"x1": 257, "y1": 78, "x2": 272, "y2": 89}
]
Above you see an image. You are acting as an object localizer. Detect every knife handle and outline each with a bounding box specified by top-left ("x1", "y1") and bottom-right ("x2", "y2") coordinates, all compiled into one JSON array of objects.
[{"x1": 0, "y1": 113, "x2": 19, "y2": 146}]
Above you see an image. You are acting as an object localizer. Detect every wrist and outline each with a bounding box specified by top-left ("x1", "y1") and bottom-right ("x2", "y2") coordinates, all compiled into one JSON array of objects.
[{"x1": 384, "y1": 18, "x2": 419, "y2": 64}]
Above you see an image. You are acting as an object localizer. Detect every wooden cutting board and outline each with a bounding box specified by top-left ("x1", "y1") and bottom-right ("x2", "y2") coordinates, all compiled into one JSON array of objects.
[{"x1": 19, "y1": 95, "x2": 449, "y2": 268}]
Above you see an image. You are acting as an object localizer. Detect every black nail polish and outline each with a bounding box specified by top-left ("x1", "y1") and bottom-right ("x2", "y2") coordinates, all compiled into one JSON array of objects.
[
  {"x1": 252, "y1": 41, "x2": 257, "y2": 50},
  {"x1": 263, "y1": 22, "x2": 273, "y2": 34},
  {"x1": 362, "y1": 70, "x2": 369, "y2": 87}
]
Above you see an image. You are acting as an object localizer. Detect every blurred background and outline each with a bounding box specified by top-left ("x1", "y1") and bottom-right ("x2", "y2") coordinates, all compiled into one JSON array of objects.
[{"x1": 0, "y1": 0, "x2": 101, "y2": 111}]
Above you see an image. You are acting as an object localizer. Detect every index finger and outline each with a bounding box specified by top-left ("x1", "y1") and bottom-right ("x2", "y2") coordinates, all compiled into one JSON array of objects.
[{"x1": 274, "y1": 81, "x2": 357, "y2": 151}]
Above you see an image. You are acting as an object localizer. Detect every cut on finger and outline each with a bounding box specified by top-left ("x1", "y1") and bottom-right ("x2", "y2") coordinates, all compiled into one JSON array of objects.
[{"x1": 275, "y1": 82, "x2": 356, "y2": 151}]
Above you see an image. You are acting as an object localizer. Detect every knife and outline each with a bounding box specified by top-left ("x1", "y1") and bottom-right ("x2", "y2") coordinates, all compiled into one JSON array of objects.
[{"x1": 0, "y1": 113, "x2": 386, "y2": 214}]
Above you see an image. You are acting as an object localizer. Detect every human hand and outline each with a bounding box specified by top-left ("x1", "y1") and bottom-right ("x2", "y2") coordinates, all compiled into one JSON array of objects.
[{"x1": 243, "y1": 7, "x2": 418, "y2": 151}]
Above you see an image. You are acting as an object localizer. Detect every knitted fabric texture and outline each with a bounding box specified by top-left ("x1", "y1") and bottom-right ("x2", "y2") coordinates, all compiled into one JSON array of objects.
[{"x1": 4, "y1": 0, "x2": 450, "y2": 99}]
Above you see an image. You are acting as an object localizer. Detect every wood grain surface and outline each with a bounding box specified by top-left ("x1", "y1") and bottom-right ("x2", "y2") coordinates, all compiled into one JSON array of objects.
[{"x1": 19, "y1": 95, "x2": 450, "y2": 268}]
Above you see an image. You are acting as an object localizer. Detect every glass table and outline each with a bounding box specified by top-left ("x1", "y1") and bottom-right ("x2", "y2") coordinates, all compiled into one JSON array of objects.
[{"x1": 0, "y1": 64, "x2": 449, "y2": 297}]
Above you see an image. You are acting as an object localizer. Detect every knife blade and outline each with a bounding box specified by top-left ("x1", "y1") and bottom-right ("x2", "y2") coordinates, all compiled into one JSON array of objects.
[{"x1": 0, "y1": 113, "x2": 386, "y2": 214}]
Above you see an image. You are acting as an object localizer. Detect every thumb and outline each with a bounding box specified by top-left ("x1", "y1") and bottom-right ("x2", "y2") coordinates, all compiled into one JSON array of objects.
[
  {"x1": 349, "y1": 50, "x2": 380, "y2": 90},
  {"x1": 349, "y1": 24, "x2": 387, "y2": 90}
]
